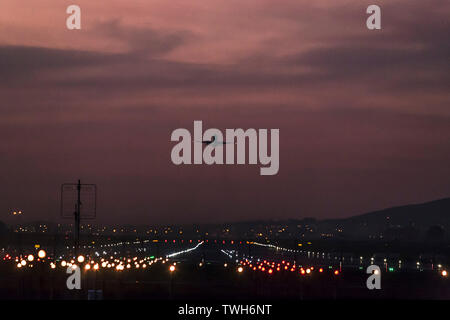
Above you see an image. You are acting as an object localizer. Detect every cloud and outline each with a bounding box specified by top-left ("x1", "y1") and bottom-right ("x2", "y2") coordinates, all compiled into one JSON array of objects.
[
  {"x1": 1, "y1": 0, "x2": 449, "y2": 97},
  {"x1": 94, "y1": 19, "x2": 194, "y2": 56},
  {"x1": 0, "y1": 45, "x2": 123, "y2": 85}
]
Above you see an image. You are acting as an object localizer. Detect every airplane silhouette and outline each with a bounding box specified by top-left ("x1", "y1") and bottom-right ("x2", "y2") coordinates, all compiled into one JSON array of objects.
[{"x1": 195, "y1": 135, "x2": 235, "y2": 146}]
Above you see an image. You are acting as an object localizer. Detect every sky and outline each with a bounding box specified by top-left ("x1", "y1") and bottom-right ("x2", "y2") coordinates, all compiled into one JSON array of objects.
[{"x1": 0, "y1": 0, "x2": 449, "y2": 225}]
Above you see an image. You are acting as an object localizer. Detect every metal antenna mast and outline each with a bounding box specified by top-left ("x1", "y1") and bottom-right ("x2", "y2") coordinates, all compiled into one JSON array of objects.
[{"x1": 61, "y1": 180, "x2": 96, "y2": 258}]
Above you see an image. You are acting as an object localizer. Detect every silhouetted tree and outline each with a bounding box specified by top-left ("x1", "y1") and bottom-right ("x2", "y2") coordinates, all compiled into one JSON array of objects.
[{"x1": 0, "y1": 221, "x2": 7, "y2": 235}]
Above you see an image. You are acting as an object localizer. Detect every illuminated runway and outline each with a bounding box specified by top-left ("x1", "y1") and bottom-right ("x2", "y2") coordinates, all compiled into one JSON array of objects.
[{"x1": 0, "y1": 239, "x2": 448, "y2": 300}]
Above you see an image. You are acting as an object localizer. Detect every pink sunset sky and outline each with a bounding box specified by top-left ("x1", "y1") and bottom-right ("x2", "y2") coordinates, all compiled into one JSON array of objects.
[{"x1": 0, "y1": 0, "x2": 449, "y2": 224}]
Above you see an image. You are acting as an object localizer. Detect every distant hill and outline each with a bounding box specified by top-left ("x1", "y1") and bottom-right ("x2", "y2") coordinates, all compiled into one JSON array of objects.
[
  {"x1": 342, "y1": 198, "x2": 449, "y2": 225},
  {"x1": 219, "y1": 198, "x2": 450, "y2": 241},
  {"x1": 321, "y1": 198, "x2": 450, "y2": 240}
]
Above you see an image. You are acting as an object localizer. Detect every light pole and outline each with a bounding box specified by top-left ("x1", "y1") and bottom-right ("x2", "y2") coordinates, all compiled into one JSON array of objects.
[
  {"x1": 12, "y1": 210, "x2": 24, "y2": 257},
  {"x1": 169, "y1": 265, "x2": 176, "y2": 299},
  {"x1": 37, "y1": 249, "x2": 46, "y2": 299}
]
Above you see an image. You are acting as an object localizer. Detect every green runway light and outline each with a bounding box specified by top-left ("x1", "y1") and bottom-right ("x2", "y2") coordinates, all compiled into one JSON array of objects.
[{"x1": 388, "y1": 267, "x2": 394, "y2": 272}]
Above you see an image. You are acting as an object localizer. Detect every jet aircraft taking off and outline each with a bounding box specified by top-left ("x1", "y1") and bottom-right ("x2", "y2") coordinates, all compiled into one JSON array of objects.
[{"x1": 196, "y1": 135, "x2": 234, "y2": 147}]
